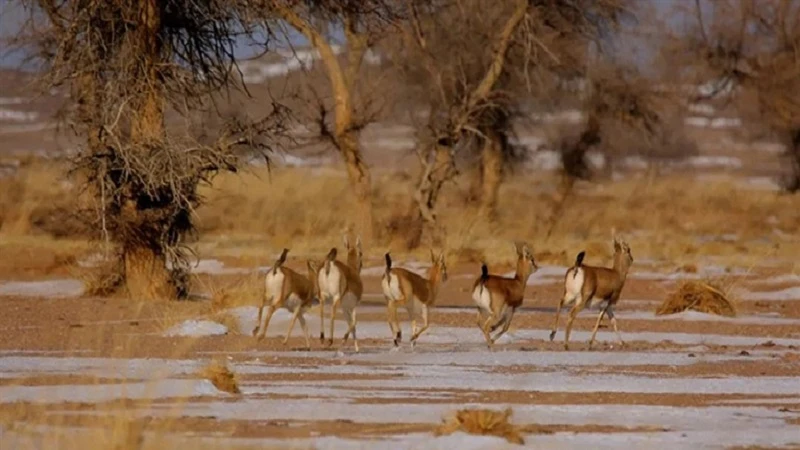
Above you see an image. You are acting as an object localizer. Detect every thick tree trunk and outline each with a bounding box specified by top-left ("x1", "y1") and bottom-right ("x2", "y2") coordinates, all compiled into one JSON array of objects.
[
  {"x1": 479, "y1": 130, "x2": 503, "y2": 220},
  {"x1": 122, "y1": 0, "x2": 174, "y2": 301}
]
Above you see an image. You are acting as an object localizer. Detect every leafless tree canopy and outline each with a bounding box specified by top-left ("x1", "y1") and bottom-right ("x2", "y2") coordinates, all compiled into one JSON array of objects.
[
  {"x1": 681, "y1": 0, "x2": 800, "y2": 190},
  {"x1": 17, "y1": 0, "x2": 290, "y2": 299}
]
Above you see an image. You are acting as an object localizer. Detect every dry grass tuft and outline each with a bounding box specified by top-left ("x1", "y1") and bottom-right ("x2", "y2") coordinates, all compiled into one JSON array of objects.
[
  {"x1": 435, "y1": 407, "x2": 524, "y2": 445},
  {"x1": 212, "y1": 311, "x2": 241, "y2": 334},
  {"x1": 200, "y1": 360, "x2": 241, "y2": 394},
  {"x1": 656, "y1": 280, "x2": 737, "y2": 317},
  {"x1": 70, "y1": 256, "x2": 125, "y2": 297},
  {"x1": 206, "y1": 273, "x2": 262, "y2": 313}
]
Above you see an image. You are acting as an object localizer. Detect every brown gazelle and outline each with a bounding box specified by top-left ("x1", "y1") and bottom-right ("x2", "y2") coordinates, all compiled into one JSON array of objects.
[
  {"x1": 252, "y1": 248, "x2": 315, "y2": 350},
  {"x1": 381, "y1": 250, "x2": 448, "y2": 347},
  {"x1": 311, "y1": 244, "x2": 364, "y2": 352},
  {"x1": 472, "y1": 242, "x2": 538, "y2": 347},
  {"x1": 549, "y1": 233, "x2": 634, "y2": 350},
  {"x1": 343, "y1": 235, "x2": 363, "y2": 274}
]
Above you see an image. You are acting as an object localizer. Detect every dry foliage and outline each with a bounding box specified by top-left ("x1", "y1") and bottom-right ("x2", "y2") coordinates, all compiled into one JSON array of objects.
[
  {"x1": 435, "y1": 407, "x2": 524, "y2": 445},
  {"x1": 200, "y1": 360, "x2": 241, "y2": 395},
  {"x1": 657, "y1": 280, "x2": 737, "y2": 317}
]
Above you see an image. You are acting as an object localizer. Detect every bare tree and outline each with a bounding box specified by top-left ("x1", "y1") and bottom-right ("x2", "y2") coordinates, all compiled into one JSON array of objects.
[
  {"x1": 388, "y1": 0, "x2": 632, "y2": 247},
  {"x1": 258, "y1": 1, "x2": 398, "y2": 244},
  {"x1": 16, "y1": 0, "x2": 288, "y2": 300},
  {"x1": 684, "y1": 0, "x2": 800, "y2": 191}
]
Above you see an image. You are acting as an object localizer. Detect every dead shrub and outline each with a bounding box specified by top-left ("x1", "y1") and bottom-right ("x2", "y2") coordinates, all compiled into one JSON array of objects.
[
  {"x1": 656, "y1": 280, "x2": 737, "y2": 317},
  {"x1": 200, "y1": 360, "x2": 240, "y2": 395},
  {"x1": 435, "y1": 407, "x2": 524, "y2": 445}
]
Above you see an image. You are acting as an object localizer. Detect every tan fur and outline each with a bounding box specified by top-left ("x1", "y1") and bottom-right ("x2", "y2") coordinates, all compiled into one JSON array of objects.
[
  {"x1": 381, "y1": 250, "x2": 448, "y2": 347},
  {"x1": 309, "y1": 243, "x2": 364, "y2": 352},
  {"x1": 549, "y1": 233, "x2": 634, "y2": 350},
  {"x1": 252, "y1": 249, "x2": 315, "y2": 349},
  {"x1": 471, "y1": 242, "x2": 538, "y2": 348}
]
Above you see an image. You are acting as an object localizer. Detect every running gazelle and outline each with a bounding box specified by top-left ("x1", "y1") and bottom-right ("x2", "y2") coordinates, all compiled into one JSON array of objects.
[
  {"x1": 549, "y1": 233, "x2": 634, "y2": 350},
  {"x1": 252, "y1": 248, "x2": 316, "y2": 349},
  {"x1": 472, "y1": 242, "x2": 538, "y2": 347},
  {"x1": 381, "y1": 250, "x2": 448, "y2": 347},
  {"x1": 308, "y1": 237, "x2": 364, "y2": 352}
]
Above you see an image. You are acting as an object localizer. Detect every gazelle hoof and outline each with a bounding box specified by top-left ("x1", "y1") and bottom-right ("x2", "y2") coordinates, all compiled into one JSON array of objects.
[
  {"x1": 549, "y1": 331, "x2": 556, "y2": 341},
  {"x1": 252, "y1": 328, "x2": 259, "y2": 337},
  {"x1": 326, "y1": 339, "x2": 333, "y2": 347}
]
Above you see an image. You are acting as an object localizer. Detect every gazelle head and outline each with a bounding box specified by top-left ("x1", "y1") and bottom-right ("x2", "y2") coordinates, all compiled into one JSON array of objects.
[
  {"x1": 306, "y1": 259, "x2": 323, "y2": 298},
  {"x1": 514, "y1": 241, "x2": 539, "y2": 276},
  {"x1": 612, "y1": 231, "x2": 634, "y2": 271},
  {"x1": 429, "y1": 249, "x2": 448, "y2": 283},
  {"x1": 343, "y1": 234, "x2": 363, "y2": 273}
]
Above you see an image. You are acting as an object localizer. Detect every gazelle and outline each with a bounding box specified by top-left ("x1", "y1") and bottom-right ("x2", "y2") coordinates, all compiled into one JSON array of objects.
[
  {"x1": 381, "y1": 250, "x2": 448, "y2": 347},
  {"x1": 472, "y1": 242, "x2": 538, "y2": 347},
  {"x1": 310, "y1": 245, "x2": 364, "y2": 352},
  {"x1": 252, "y1": 248, "x2": 315, "y2": 350},
  {"x1": 343, "y1": 235, "x2": 363, "y2": 274},
  {"x1": 549, "y1": 233, "x2": 634, "y2": 350}
]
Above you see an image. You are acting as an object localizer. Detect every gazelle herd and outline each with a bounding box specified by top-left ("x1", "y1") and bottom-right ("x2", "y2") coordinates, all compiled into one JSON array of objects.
[{"x1": 253, "y1": 232, "x2": 634, "y2": 352}]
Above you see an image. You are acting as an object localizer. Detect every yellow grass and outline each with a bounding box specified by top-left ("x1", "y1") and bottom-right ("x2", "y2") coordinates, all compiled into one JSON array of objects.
[
  {"x1": 656, "y1": 280, "x2": 738, "y2": 317},
  {"x1": 1, "y1": 159, "x2": 799, "y2": 271},
  {"x1": 435, "y1": 407, "x2": 525, "y2": 444},
  {"x1": 199, "y1": 360, "x2": 241, "y2": 395}
]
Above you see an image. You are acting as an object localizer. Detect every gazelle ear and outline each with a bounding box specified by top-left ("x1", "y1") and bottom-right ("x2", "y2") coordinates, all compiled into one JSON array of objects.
[
  {"x1": 356, "y1": 235, "x2": 362, "y2": 252},
  {"x1": 512, "y1": 241, "x2": 521, "y2": 257},
  {"x1": 430, "y1": 249, "x2": 436, "y2": 263},
  {"x1": 343, "y1": 235, "x2": 350, "y2": 249}
]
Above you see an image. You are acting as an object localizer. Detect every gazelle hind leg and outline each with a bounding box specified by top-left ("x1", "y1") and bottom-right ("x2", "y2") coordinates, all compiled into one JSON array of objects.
[
  {"x1": 387, "y1": 299, "x2": 402, "y2": 346},
  {"x1": 341, "y1": 302, "x2": 359, "y2": 353},
  {"x1": 550, "y1": 291, "x2": 575, "y2": 341},
  {"x1": 410, "y1": 303, "x2": 429, "y2": 347},
  {"x1": 563, "y1": 299, "x2": 584, "y2": 351},
  {"x1": 327, "y1": 294, "x2": 341, "y2": 347},
  {"x1": 491, "y1": 307, "x2": 516, "y2": 344},
  {"x1": 297, "y1": 312, "x2": 311, "y2": 350}
]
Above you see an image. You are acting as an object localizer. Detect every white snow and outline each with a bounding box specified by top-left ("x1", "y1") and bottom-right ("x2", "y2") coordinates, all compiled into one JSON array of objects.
[
  {"x1": 0, "y1": 279, "x2": 84, "y2": 298},
  {"x1": 164, "y1": 320, "x2": 228, "y2": 337},
  {"x1": 740, "y1": 287, "x2": 800, "y2": 301},
  {"x1": 0, "y1": 379, "x2": 221, "y2": 404}
]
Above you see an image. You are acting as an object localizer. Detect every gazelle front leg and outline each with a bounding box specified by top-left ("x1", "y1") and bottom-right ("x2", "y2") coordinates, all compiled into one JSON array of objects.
[
  {"x1": 283, "y1": 305, "x2": 303, "y2": 346},
  {"x1": 588, "y1": 303, "x2": 610, "y2": 350},
  {"x1": 342, "y1": 303, "x2": 359, "y2": 353},
  {"x1": 549, "y1": 292, "x2": 570, "y2": 341},
  {"x1": 606, "y1": 305, "x2": 625, "y2": 347}
]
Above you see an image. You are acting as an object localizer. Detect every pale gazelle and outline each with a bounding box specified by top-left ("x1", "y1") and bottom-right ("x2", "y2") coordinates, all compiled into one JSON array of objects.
[
  {"x1": 381, "y1": 250, "x2": 448, "y2": 347},
  {"x1": 549, "y1": 233, "x2": 634, "y2": 350},
  {"x1": 472, "y1": 242, "x2": 538, "y2": 347},
  {"x1": 309, "y1": 245, "x2": 364, "y2": 352},
  {"x1": 252, "y1": 248, "x2": 315, "y2": 349}
]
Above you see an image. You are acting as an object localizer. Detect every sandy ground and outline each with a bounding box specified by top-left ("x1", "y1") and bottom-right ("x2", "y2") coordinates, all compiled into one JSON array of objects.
[{"x1": 1, "y1": 258, "x2": 800, "y2": 449}]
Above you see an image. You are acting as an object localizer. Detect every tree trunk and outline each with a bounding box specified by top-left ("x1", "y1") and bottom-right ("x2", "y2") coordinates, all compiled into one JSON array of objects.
[
  {"x1": 339, "y1": 131, "x2": 374, "y2": 244},
  {"x1": 123, "y1": 0, "x2": 174, "y2": 301},
  {"x1": 479, "y1": 130, "x2": 503, "y2": 220},
  {"x1": 406, "y1": 142, "x2": 456, "y2": 248},
  {"x1": 276, "y1": 6, "x2": 374, "y2": 243},
  {"x1": 785, "y1": 129, "x2": 800, "y2": 192}
]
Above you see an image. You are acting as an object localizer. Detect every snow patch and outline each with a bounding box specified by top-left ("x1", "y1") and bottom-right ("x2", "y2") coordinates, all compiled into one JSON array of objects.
[
  {"x1": 164, "y1": 320, "x2": 228, "y2": 337},
  {"x1": 0, "y1": 279, "x2": 84, "y2": 298}
]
